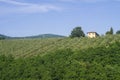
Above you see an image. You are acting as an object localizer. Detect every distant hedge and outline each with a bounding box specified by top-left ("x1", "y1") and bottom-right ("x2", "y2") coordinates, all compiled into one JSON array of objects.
[{"x1": 0, "y1": 41, "x2": 120, "y2": 80}]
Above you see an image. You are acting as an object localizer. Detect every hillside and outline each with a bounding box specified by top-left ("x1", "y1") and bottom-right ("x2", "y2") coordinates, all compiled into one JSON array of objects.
[
  {"x1": 0, "y1": 34, "x2": 65, "y2": 39},
  {"x1": 0, "y1": 34, "x2": 10, "y2": 39},
  {"x1": 0, "y1": 35, "x2": 120, "y2": 58},
  {"x1": 0, "y1": 35, "x2": 120, "y2": 80},
  {"x1": 12, "y1": 34, "x2": 65, "y2": 39}
]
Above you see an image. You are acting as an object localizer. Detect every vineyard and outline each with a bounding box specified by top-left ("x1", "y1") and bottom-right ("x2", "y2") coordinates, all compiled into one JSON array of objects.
[
  {"x1": 0, "y1": 35, "x2": 120, "y2": 80},
  {"x1": 0, "y1": 35, "x2": 120, "y2": 58}
]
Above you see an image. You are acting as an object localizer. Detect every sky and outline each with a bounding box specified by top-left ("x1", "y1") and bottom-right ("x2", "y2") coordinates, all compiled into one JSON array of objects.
[{"x1": 0, "y1": 0, "x2": 120, "y2": 37}]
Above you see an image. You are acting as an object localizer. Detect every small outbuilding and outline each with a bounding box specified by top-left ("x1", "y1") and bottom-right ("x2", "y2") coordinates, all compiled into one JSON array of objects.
[{"x1": 87, "y1": 32, "x2": 99, "y2": 38}]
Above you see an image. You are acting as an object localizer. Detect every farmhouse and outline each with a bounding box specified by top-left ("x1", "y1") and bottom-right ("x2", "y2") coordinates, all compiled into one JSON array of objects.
[{"x1": 87, "y1": 32, "x2": 99, "y2": 38}]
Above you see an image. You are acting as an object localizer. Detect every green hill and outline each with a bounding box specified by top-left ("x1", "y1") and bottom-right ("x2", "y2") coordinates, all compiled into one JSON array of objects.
[
  {"x1": 0, "y1": 34, "x2": 65, "y2": 39},
  {"x1": 0, "y1": 35, "x2": 120, "y2": 80},
  {"x1": 0, "y1": 34, "x2": 10, "y2": 39},
  {"x1": 0, "y1": 35, "x2": 120, "y2": 58},
  {"x1": 11, "y1": 34, "x2": 65, "y2": 39}
]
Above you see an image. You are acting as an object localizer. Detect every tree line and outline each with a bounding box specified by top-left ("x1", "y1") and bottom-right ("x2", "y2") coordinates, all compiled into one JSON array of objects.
[
  {"x1": 70, "y1": 26, "x2": 120, "y2": 38},
  {"x1": 0, "y1": 27, "x2": 120, "y2": 40}
]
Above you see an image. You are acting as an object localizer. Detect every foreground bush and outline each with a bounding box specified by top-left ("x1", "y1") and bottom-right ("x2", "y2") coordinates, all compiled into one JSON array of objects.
[{"x1": 0, "y1": 42, "x2": 120, "y2": 80}]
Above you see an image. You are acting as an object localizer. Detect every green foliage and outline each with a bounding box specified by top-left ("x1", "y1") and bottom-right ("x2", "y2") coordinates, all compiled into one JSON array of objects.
[
  {"x1": 116, "y1": 30, "x2": 120, "y2": 34},
  {"x1": 0, "y1": 35, "x2": 120, "y2": 58},
  {"x1": 106, "y1": 27, "x2": 114, "y2": 35},
  {"x1": 70, "y1": 27, "x2": 85, "y2": 38},
  {"x1": 0, "y1": 42, "x2": 120, "y2": 80},
  {"x1": 110, "y1": 27, "x2": 113, "y2": 34}
]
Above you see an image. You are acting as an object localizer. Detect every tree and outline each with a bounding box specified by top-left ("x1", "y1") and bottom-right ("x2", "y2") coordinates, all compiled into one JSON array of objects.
[
  {"x1": 116, "y1": 30, "x2": 120, "y2": 34},
  {"x1": 70, "y1": 27, "x2": 85, "y2": 38},
  {"x1": 106, "y1": 27, "x2": 114, "y2": 35},
  {"x1": 106, "y1": 31, "x2": 111, "y2": 35},
  {"x1": 110, "y1": 27, "x2": 113, "y2": 34}
]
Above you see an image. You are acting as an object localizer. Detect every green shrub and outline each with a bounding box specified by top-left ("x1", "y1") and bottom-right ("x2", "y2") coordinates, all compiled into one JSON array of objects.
[{"x1": 0, "y1": 41, "x2": 120, "y2": 80}]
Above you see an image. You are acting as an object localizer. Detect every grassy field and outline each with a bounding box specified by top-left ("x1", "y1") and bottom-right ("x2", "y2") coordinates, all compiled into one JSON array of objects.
[{"x1": 0, "y1": 35, "x2": 120, "y2": 58}]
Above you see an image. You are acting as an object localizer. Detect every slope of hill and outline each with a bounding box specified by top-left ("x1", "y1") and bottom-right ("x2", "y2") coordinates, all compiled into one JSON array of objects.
[
  {"x1": 0, "y1": 34, "x2": 65, "y2": 39},
  {"x1": 0, "y1": 35, "x2": 120, "y2": 80},
  {"x1": 12, "y1": 34, "x2": 65, "y2": 39},
  {"x1": 0, "y1": 34, "x2": 10, "y2": 39},
  {"x1": 0, "y1": 35, "x2": 120, "y2": 58},
  {"x1": 29, "y1": 34, "x2": 65, "y2": 38}
]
